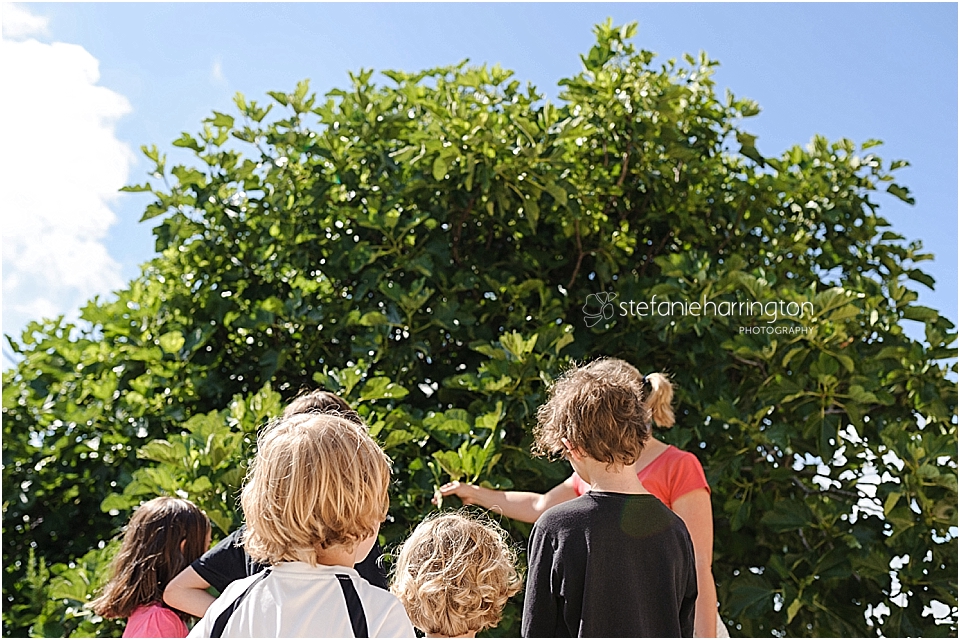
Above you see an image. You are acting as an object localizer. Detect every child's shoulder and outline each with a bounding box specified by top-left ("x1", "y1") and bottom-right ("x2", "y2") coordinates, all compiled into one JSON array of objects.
[
  {"x1": 539, "y1": 493, "x2": 683, "y2": 536},
  {"x1": 540, "y1": 492, "x2": 665, "y2": 524},
  {"x1": 540, "y1": 492, "x2": 599, "y2": 520},
  {"x1": 126, "y1": 602, "x2": 187, "y2": 637}
]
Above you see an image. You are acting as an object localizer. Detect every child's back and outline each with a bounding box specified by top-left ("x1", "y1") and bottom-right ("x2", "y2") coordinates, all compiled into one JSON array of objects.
[
  {"x1": 522, "y1": 492, "x2": 697, "y2": 637},
  {"x1": 191, "y1": 563, "x2": 411, "y2": 637},
  {"x1": 521, "y1": 358, "x2": 699, "y2": 638}
]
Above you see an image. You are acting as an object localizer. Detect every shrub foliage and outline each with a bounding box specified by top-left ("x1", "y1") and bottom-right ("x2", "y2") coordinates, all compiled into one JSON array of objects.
[{"x1": 3, "y1": 21, "x2": 956, "y2": 637}]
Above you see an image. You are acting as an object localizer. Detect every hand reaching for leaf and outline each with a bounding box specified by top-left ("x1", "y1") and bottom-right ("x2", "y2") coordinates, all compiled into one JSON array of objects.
[
  {"x1": 429, "y1": 478, "x2": 579, "y2": 524},
  {"x1": 432, "y1": 481, "x2": 481, "y2": 506}
]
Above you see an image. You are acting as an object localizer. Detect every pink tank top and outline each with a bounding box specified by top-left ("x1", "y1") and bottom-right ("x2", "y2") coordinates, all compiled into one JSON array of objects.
[
  {"x1": 123, "y1": 603, "x2": 188, "y2": 638},
  {"x1": 570, "y1": 445, "x2": 709, "y2": 509}
]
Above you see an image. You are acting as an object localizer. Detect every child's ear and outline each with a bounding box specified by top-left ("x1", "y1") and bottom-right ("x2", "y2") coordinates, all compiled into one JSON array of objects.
[
  {"x1": 180, "y1": 538, "x2": 186, "y2": 554},
  {"x1": 560, "y1": 437, "x2": 583, "y2": 461}
]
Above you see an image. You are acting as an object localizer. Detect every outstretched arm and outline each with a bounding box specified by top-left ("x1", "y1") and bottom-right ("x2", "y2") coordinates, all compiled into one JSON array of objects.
[
  {"x1": 436, "y1": 476, "x2": 579, "y2": 523},
  {"x1": 163, "y1": 566, "x2": 216, "y2": 618},
  {"x1": 672, "y1": 488, "x2": 719, "y2": 638}
]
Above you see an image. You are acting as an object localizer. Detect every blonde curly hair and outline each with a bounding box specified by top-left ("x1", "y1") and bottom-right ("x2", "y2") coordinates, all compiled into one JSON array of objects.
[{"x1": 391, "y1": 512, "x2": 522, "y2": 637}]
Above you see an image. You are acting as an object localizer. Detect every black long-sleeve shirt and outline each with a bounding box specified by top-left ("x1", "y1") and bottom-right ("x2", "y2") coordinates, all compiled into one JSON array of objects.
[
  {"x1": 521, "y1": 492, "x2": 698, "y2": 637},
  {"x1": 191, "y1": 525, "x2": 389, "y2": 593}
]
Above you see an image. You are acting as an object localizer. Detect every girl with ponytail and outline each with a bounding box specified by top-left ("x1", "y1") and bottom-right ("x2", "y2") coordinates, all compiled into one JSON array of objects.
[{"x1": 437, "y1": 357, "x2": 724, "y2": 637}]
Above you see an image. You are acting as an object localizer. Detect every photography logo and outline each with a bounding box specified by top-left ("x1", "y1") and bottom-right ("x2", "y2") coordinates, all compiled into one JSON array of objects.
[
  {"x1": 583, "y1": 292, "x2": 618, "y2": 327},
  {"x1": 582, "y1": 290, "x2": 816, "y2": 332}
]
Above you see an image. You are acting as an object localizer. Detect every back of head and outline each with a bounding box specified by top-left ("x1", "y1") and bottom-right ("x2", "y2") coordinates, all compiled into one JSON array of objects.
[
  {"x1": 241, "y1": 413, "x2": 390, "y2": 565},
  {"x1": 282, "y1": 388, "x2": 362, "y2": 425},
  {"x1": 392, "y1": 512, "x2": 522, "y2": 637},
  {"x1": 533, "y1": 358, "x2": 654, "y2": 465},
  {"x1": 92, "y1": 496, "x2": 209, "y2": 619},
  {"x1": 586, "y1": 357, "x2": 675, "y2": 428}
]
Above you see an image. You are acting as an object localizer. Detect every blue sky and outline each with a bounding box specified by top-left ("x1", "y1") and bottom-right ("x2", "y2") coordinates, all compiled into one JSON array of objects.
[{"x1": 3, "y1": 2, "x2": 957, "y2": 349}]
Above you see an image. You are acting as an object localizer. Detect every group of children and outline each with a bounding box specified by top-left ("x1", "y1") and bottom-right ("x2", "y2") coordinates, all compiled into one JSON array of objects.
[{"x1": 91, "y1": 358, "x2": 702, "y2": 637}]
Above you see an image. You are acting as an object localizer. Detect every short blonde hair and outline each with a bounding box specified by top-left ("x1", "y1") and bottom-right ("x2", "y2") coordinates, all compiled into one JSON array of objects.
[
  {"x1": 391, "y1": 512, "x2": 522, "y2": 637},
  {"x1": 533, "y1": 357, "x2": 674, "y2": 466},
  {"x1": 241, "y1": 413, "x2": 390, "y2": 565}
]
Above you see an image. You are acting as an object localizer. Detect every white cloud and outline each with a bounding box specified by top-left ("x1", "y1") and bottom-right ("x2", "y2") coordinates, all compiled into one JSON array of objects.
[
  {"x1": 212, "y1": 57, "x2": 226, "y2": 84},
  {"x1": 1, "y1": 6, "x2": 133, "y2": 341},
  {"x1": 2, "y1": 3, "x2": 50, "y2": 39}
]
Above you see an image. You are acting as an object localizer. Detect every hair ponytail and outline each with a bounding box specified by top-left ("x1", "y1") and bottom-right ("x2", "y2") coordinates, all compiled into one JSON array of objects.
[{"x1": 643, "y1": 372, "x2": 675, "y2": 428}]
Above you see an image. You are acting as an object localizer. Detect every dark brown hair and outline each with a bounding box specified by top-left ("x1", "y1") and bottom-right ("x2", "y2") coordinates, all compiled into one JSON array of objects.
[
  {"x1": 282, "y1": 389, "x2": 362, "y2": 425},
  {"x1": 91, "y1": 496, "x2": 209, "y2": 621},
  {"x1": 533, "y1": 357, "x2": 674, "y2": 466}
]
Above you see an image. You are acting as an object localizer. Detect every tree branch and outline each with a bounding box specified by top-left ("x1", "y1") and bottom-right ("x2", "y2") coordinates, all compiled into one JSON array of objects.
[
  {"x1": 639, "y1": 229, "x2": 672, "y2": 279},
  {"x1": 451, "y1": 196, "x2": 476, "y2": 265},
  {"x1": 616, "y1": 145, "x2": 631, "y2": 188},
  {"x1": 567, "y1": 218, "x2": 585, "y2": 289},
  {"x1": 717, "y1": 197, "x2": 748, "y2": 255}
]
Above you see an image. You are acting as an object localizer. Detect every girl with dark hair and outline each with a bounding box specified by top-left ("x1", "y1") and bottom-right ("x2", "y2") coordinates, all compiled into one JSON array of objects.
[{"x1": 92, "y1": 496, "x2": 211, "y2": 637}]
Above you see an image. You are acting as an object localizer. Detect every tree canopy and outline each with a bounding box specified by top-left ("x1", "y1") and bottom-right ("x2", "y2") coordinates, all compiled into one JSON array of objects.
[{"x1": 3, "y1": 21, "x2": 957, "y2": 637}]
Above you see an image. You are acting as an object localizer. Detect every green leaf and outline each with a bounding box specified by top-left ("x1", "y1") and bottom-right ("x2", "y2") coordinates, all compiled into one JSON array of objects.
[
  {"x1": 847, "y1": 385, "x2": 879, "y2": 404},
  {"x1": 887, "y1": 183, "x2": 916, "y2": 205},
  {"x1": 359, "y1": 311, "x2": 390, "y2": 326},
  {"x1": 903, "y1": 305, "x2": 938, "y2": 323},
  {"x1": 209, "y1": 111, "x2": 235, "y2": 128},
  {"x1": 726, "y1": 574, "x2": 774, "y2": 617},
  {"x1": 786, "y1": 598, "x2": 803, "y2": 624},
  {"x1": 158, "y1": 331, "x2": 185, "y2": 354},
  {"x1": 782, "y1": 346, "x2": 806, "y2": 368},
  {"x1": 359, "y1": 377, "x2": 409, "y2": 401},
  {"x1": 500, "y1": 331, "x2": 538, "y2": 359},
  {"x1": 905, "y1": 269, "x2": 935, "y2": 290},
  {"x1": 120, "y1": 183, "x2": 154, "y2": 193},
  {"x1": 883, "y1": 492, "x2": 901, "y2": 516},
  {"x1": 432, "y1": 155, "x2": 451, "y2": 181},
  {"x1": 431, "y1": 450, "x2": 463, "y2": 479},
  {"x1": 760, "y1": 500, "x2": 812, "y2": 532},
  {"x1": 382, "y1": 429, "x2": 415, "y2": 450},
  {"x1": 172, "y1": 132, "x2": 204, "y2": 152},
  {"x1": 100, "y1": 493, "x2": 134, "y2": 513}
]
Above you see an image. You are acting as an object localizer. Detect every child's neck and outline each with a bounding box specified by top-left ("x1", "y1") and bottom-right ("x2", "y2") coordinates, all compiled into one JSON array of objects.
[
  {"x1": 580, "y1": 459, "x2": 648, "y2": 494},
  {"x1": 296, "y1": 546, "x2": 357, "y2": 567}
]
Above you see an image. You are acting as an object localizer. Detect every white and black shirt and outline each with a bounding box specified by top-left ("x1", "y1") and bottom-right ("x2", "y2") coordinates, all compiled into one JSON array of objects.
[{"x1": 188, "y1": 563, "x2": 415, "y2": 638}]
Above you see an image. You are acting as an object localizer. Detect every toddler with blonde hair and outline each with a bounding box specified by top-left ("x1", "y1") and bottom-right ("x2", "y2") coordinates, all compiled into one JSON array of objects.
[
  {"x1": 392, "y1": 512, "x2": 521, "y2": 638},
  {"x1": 189, "y1": 413, "x2": 414, "y2": 638}
]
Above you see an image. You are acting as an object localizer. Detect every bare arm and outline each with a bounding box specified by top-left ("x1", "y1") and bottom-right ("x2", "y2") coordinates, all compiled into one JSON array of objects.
[
  {"x1": 163, "y1": 566, "x2": 216, "y2": 618},
  {"x1": 436, "y1": 476, "x2": 579, "y2": 523},
  {"x1": 672, "y1": 488, "x2": 719, "y2": 638}
]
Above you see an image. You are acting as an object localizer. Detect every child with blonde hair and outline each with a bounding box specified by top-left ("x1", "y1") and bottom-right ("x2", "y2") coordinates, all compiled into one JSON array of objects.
[
  {"x1": 164, "y1": 390, "x2": 388, "y2": 618},
  {"x1": 188, "y1": 413, "x2": 414, "y2": 638},
  {"x1": 92, "y1": 496, "x2": 210, "y2": 637},
  {"x1": 392, "y1": 512, "x2": 521, "y2": 638}
]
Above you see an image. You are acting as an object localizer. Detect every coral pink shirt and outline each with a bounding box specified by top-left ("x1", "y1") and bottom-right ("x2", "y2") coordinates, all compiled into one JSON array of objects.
[
  {"x1": 570, "y1": 445, "x2": 710, "y2": 509},
  {"x1": 123, "y1": 603, "x2": 188, "y2": 638}
]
